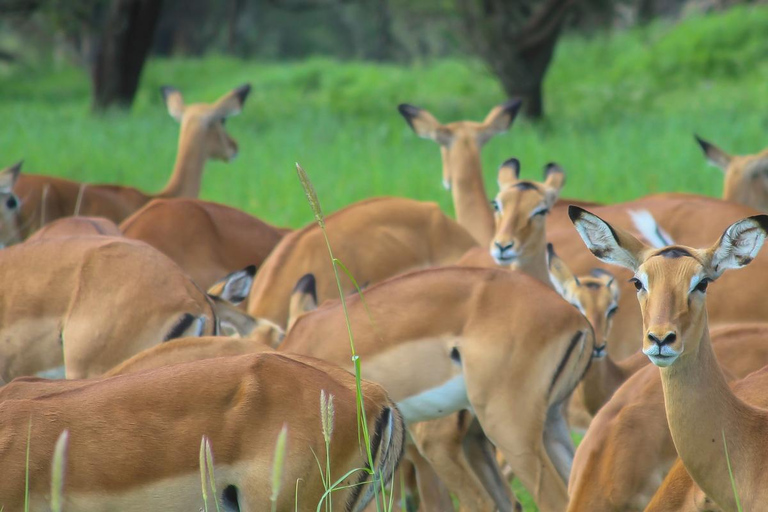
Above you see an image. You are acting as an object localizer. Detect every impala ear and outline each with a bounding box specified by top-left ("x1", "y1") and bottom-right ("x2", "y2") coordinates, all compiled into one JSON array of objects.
[
  {"x1": 695, "y1": 135, "x2": 732, "y2": 171},
  {"x1": 208, "y1": 265, "x2": 256, "y2": 305},
  {"x1": 542, "y1": 163, "x2": 565, "y2": 207},
  {"x1": 0, "y1": 161, "x2": 22, "y2": 192},
  {"x1": 213, "y1": 83, "x2": 251, "y2": 119},
  {"x1": 287, "y1": 273, "x2": 318, "y2": 331},
  {"x1": 161, "y1": 86, "x2": 185, "y2": 121},
  {"x1": 478, "y1": 99, "x2": 522, "y2": 146},
  {"x1": 547, "y1": 243, "x2": 578, "y2": 296},
  {"x1": 397, "y1": 104, "x2": 453, "y2": 146},
  {"x1": 497, "y1": 158, "x2": 520, "y2": 190},
  {"x1": 569, "y1": 206, "x2": 648, "y2": 271},
  {"x1": 705, "y1": 215, "x2": 768, "y2": 278}
]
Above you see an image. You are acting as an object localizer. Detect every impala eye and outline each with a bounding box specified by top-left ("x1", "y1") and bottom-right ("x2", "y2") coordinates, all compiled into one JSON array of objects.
[
  {"x1": 694, "y1": 279, "x2": 710, "y2": 293},
  {"x1": 490, "y1": 200, "x2": 501, "y2": 213},
  {"x1": 607, "y1": 305, "x2": 618, "y2": 317},
  {"x1": 629, "y1": 277, "x2": 644, "y2": 292},
  {"x1": 532, "y1": 208, "x2": 549, "y2": 217},
  {"x1": 5, "y1": 196, "x2": 18, "y2": 210}
]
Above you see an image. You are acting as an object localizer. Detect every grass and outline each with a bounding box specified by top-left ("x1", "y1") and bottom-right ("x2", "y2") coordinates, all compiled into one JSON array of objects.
[
  {"x1": 1, "y1": 6, "x2": 767, "y2": 230},
  {"x1": 2, "y1": 5, "x2": 767, "y2": 511}
]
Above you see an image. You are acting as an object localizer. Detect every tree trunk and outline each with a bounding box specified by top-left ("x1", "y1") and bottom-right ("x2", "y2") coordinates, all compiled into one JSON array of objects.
[
  {"x1": 457, "y1": 0, "x2": 576, "y2": 120},
  {"x1": 91, "y1": 0, "x2": 164, "y2": 112}
]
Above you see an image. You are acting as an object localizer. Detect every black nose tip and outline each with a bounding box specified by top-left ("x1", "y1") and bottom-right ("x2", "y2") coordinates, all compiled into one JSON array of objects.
[
  {"x1": 495, "y1": 241, "x2": 514, "y2": 252},
  {"x1": 648, "y1": 332, "x2": 677, "y2": 346}
]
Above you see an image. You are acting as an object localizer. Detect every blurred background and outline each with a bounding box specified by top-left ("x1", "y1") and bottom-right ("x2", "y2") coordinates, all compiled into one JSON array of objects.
[{"x1": 0, "y1": 0, "x2": 767, "y2": 227}]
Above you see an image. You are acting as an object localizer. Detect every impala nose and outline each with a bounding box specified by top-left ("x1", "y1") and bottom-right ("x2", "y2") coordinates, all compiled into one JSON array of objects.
[
  {"x1": 648, "y1": 331, "x2": 677, "y2": 347},
  {"x1": 495, "y1": 241, "x2": 514, "y2": 252}
]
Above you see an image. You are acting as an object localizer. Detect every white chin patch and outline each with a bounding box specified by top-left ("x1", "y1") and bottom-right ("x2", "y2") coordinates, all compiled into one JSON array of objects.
[{"x1": 643, "y1": 349, "x2": 679, "y2": 367}]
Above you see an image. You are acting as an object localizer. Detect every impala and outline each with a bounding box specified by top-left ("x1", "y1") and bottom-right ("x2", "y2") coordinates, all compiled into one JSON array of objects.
[
  {"x1": 645, "y1": 365, "x2": 768, "y2": 512},
  {"x1": 246, "y1": 197, "x2": 478, "y2": 328},
  {"x1": 567, "y1": 322, "x2": 768, "y2": 511},
  {"x1": 121, "y1": 198, "x2": 289, "y2": 289},
  {"x1": 100, "y1": 265, "x2": 593, "y2": 512},
  {"x1": 3, "y1": 84, "x2": 250, "y2": 245},
  {"x1": 570, "y1": 206, "x2": 768, "y2": 511},
  {"x1": 281, "y1": 266, "x2": 593, "y2": 512},
  {"x1": 695, "y1": 135, "x2": 768, "y2": 211},
  {"x1": 546, "y1": 243, "x2": 648, "y2": 427},
  {"x1": 0, "y1": 352, "x2": 405, "y2": 512},
  {"x1": 0, "y1": 236, "x2": 217, "y2": 381},
  {"x1": 546, "y1": 194, "x2": 768, "y2": 360},
  {"x1": 25, "y1": 216, "x2": 121, "y2": 241}
]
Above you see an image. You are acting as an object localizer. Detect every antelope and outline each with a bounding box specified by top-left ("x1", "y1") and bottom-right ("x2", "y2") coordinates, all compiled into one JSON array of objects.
[
  {"x1": 0, "y1": 352, "x2": 405, "y2": 512},
  {"x1": 569, "y1": 206, "x2": 768, "y2": 510},
  {"x1": 0, "y1": 236, "x2": 218, "y2": 381},
  {"x1": 645, "y1": 365, "x2": 768, "y2": 512},
  {"x1": 546, "y1": 194, "x2": 768, "y2": 360},
  {"x1": 546, "y1": 244, "x2": 649, "y2": 428},
  {"x1": 246, "y1": 196, "x2": 478, "y2": 328},
  {"x1": 121, "y1": 198, "x2": 289, "y2": 290},
  {"x1": 25, "y1": 216, "x2": 121, "y2": 241},
  {"x1": 99, "y1": 265, "x2": 592, "y2": 512},
  {"x1": 567, "y1": 323, "x2": 768, "y2": 511},
  {"x1": 4, "y1": 84, "x2": 249, "y2": 245},
  {"x1": 397, "y1": 101, "x2": 599, "y2": 248},
  {"x1": 281, "y1": 266, "x2": 593, "y2": 512},
  {"x1": 695, "y1": 135, "x2": 768, "y2": 211}
]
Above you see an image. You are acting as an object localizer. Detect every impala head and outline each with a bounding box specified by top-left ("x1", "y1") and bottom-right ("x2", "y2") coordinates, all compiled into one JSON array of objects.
[
  {"x1": 161, "y1": 84, "x2": 251, "y2": 162},
  {"x1": 397, "y1": 100, "x2": 522, "y2": 189},
  {"x1": 490, "y1": 160, "x2": 564, "y2": 266},
  {"x1": 695, "y1": 135, "x2": 768, "y2": 211},
  {"x1": 547, "y1": 244, "x2": 619, "y2": 358},
  {"x1": 569, "y1": 205, "x2": 768, "y2": 367},
  {"x1": 0, "y1": 161, "x2": 23, "y2": 248}
]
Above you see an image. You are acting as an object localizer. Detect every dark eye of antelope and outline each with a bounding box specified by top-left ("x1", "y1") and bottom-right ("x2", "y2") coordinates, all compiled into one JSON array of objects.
[
  {"x1": 532, "y1": 208, "x2": 549, "y2": 217},
  {"x1": 694, "y1": 278, "x2": 710, "y2": 293},
  {"x1": 490, "y1": 200, "x2": 501, "y2": 213},
  {"x1": 629, "y1": 277, "x2": 644, "y2": 292},
  {"x1": 5, "y1": 195, "x2": 18, "y2": 210},
  {"x1": 607, "y1": 305, "x2": 618, "y2": 317}
]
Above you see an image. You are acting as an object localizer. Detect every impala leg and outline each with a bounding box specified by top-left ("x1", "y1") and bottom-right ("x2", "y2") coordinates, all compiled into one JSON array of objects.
[
  {"x1": 406, "y1": 444, "x2": 454, "y2": 512},
  {"x1": 462, "y1": 417, "x2": 519, "y2": 512},
  {"x1": 542, "y1": 401, "x2": 575, "y2": 482},
  {"x1": 411, "y1": 413, "x2": 498, "y2": 512}
]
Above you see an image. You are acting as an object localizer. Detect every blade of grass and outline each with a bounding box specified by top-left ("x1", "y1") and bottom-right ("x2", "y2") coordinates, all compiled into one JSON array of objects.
[
  {"x1": 50, "y1": 429, "x2": 69, "y2": 512},
  {"x1": 199, "y1": 436, "x2": 209, "y2": 512},
  {"x1": 295, "y1": 164, "x2": 388, "y2": 510},
  {"x1": 271, "y1": 424, "x2": 289, "y2": 512},
  {"x1": 722, "y1": 429, "x2": 743, "y2": 512},
  {"x1": 24, "y1": 419, "x2": 31, "y2": 512},
  {"x1": 204, "y1": 438, "x2": 222, "y2": 512}
]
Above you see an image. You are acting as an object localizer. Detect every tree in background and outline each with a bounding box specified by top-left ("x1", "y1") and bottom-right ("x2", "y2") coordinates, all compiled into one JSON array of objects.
[
  {"x1": 91, "y1": 0, "x2": 164, "y2": 111},
  {"x1": 457, "y1": 0, "x2": 578, "y2": 119}
]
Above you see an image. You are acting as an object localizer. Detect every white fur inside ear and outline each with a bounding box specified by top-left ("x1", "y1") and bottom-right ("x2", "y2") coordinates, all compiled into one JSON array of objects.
[
  {"x1": 710, "y1": 218, "x2": 767, "y2": 275},
  {"x1": 629, "y1": 209, "x2": 674, "y2": 248},
  {"x1": 573, "y1": 213, "x2": 640, "y2": 270}
]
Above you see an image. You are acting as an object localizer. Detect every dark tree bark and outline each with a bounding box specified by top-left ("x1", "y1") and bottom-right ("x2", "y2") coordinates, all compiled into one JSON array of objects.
[
  {"x1": 457, "y1": 0, "x2": 577, "y2": 120},
  {"x1": 91, "y1": 0, "x2": 163, "y2": 111}
]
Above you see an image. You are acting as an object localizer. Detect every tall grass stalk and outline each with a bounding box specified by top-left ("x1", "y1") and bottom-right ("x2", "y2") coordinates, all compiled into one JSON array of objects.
[
  {"x1": 50, "y1": 430, "x2": 69, "y2": 512},
  {"x1": 24, "y1": 420, "x2": 31, "y2": 512},
  {"x1": 320, "y1": 390, "x2": 335, "y2": 512},
  {"x1": 296, "y1": 164, "x2": 390, "y2": 511},
  {"x1": 722, "y1": 429, "x2": 743, "y2": 512},
  {"x1": 204, "y1": 438, "x2": 222, "y2": 512},
  {"x1": 271, "y1": 423, "x2": 289, "y2": 512}
]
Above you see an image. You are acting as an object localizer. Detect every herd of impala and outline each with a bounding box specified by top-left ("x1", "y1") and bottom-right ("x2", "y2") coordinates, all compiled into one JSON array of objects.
[{"x1": 1, "y1": 83, "x2": 768, "y2": 512}]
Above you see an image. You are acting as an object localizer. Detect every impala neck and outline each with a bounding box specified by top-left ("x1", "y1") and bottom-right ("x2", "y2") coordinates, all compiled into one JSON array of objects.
[
  {"x1": 659, "y1": 321, "x2": 757, "y2": 510},
  {"x1": 158, "y1": 122, "x2": 208, "y2": 199},
  {"x1": 510, "y1": 236, "x2": 551, "y2": 287},
  {"x1": 446, "y1": 140, "x2": 495, "y2": 246},
  {"x1": 579, "y1": 351, "x2": 631, "y2": 415}
]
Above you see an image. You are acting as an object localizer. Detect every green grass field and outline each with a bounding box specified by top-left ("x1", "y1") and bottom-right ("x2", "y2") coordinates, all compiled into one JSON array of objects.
[{"x1": 1, "y1": 5, "x2": 767, "y2": 510}]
